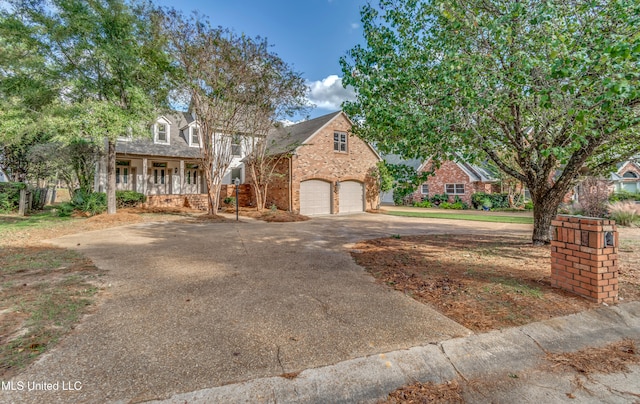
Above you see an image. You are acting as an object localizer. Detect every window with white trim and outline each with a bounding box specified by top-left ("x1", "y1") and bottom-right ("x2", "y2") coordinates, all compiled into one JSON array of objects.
[
  {"x1": 623, "y1": 171, "x2": 638, "y2": 178},
  {"x1": 190, "y1": 127, "x2": 199, "y2": 146},
  {"x1": 421, "y1": 184, "x2": 429, "y2": 195},
  {"x1": 115, "y1": 160, "x2": 130, "y2": 184},
  {"x1": 445, "y1": 183, "x2": 465, "y2": 195},
  {"x1": 155, "y1": 123, "x2": 169, "y2": 144},
  {"x1": 231, "y1": 167, "x2": 242, "y2": 183},
  {"x1": 334, "y1": 131, "x2": 347, "y2": 152},
  {"x1": 152, "y1": 162, "x2": 167, "y2": 184},
  {"x1": 231, "y1": 135, "x2": 242, "y2": 156}
]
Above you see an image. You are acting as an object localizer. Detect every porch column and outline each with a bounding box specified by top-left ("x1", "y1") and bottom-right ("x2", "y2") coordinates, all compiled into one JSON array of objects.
[
  {"x1": 180, "y1": 160, "x2": 185, "y2": 195},
  {"x1": 142, "y1": 158, "x2": 148, "y2": 195}
]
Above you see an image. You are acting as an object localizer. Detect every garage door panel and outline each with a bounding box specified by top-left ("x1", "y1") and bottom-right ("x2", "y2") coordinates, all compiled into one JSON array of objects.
[
  {"x1": 339, "y1": 181, "x2": 364, "y2": 213},
  {"x1": 300, "y1": 180, "x2": 331, "y2": 215}
]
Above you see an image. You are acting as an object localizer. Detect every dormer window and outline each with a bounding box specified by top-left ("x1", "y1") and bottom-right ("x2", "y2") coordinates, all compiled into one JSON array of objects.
[
  {"x1": 158, "y1": 124, "x2": 167, "y2": 141},
  {"x1": 623, "y1": 171, "x2": 638, "y2": 178},
  {"x1": 190, "y1": 127, "x2": 200, "y2": 147},
  {"x1": 154, "y1": 121, "x2": 170, "y2": 144}
]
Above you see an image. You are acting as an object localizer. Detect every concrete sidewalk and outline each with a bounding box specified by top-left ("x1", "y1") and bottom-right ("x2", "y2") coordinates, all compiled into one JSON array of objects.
[{"x1": 152, "y1": 302, "x2": 640, "y2": 404}]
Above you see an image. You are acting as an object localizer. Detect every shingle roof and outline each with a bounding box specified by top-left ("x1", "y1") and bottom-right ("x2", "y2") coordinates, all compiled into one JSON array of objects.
[
  {"x1": 382, "y1": 154, "x2": 423, "y2": 171},
  {"x1": 267, "y1": 111, "x2": 342, "y2": 155},
  {"x1": 115, "y1": 112, "x2": 201, "y2": 159}
]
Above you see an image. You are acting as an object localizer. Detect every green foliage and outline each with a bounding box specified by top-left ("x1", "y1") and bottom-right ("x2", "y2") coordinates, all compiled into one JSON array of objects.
[
  {"x1": 386, "y1": 163, "x2": 432, "y2": 205},
  {"x1": 429, "y1": 193, "x2": 449, "y2": 205},
  {"x1": 4, "y1": 0, "x2": 174, "y2": 214},
  {"x1": 609, "y1": 191, "x2": 640, "y2": 202},
  {"x1": 471, "y1": 193, "x2": 511, "y2": 210},
  {"x1": 342, "y1": 0, "x2": 640, "y2": 244},
  {"x1": 413, "y1": 200, "x2": 433, "y2": 208},
  {"x1": 376, "y1": 161, "x2": 394, "y2": 194},
  {"x1": 70, "y1": 190, "x2": 107, "y2": 216},
  {"x1": 480, "y1": 198, "x2": 493, "y2": 209},
  {"x1": 0, "y1": 182, "x2": 27, "y2": 213},
  {"x1": 439, "y1": 201, "x2": 467, "y2": 210},
  {"x1": 524, "y1": 201, "x2": 534, "y2": 210},
  {"x1": 56, "y1": 203, "x2": 75, "y2": 217},
  {"x1": 223, "y1": 196, "x2": 236, "y2": 206},
  {"x1": 115, "y1": 191, "x2": 145, "y2": 208}
]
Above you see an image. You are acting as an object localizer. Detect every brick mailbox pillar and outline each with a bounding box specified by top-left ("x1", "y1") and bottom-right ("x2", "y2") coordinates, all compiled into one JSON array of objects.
[{"x1": 550, "y1": 215, "x2": 618, "y2": 303}]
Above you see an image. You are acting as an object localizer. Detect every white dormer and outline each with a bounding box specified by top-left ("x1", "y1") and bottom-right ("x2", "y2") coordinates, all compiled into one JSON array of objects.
[{"x1": 154, "y1": 116, "x2": 171, "y2": 145}]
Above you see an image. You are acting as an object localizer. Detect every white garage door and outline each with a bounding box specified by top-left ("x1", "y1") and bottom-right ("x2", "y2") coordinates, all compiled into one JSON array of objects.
[
  {"x1": 339, "y1": 181, "x2": 364, "y2": 213},
  {"x1": 300, "y1": 180, "x2": 331, "y2": 215}
]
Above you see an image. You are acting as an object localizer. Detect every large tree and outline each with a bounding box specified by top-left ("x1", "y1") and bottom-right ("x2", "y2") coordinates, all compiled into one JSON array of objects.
[
  {"x1": 163, "y1": 10, "x2": 307, "y2": 214},
  {"x1": 341, "y1": 0, "x2": 640, "y2": 244},
  {"x1": 6, "y1": 0, "x2": 172, "y2": 213}
]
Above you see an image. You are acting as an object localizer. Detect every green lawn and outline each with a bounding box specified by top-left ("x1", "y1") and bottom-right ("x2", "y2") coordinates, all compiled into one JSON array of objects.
[
  {"x1": 0, "y1": 211, "x2": 72, "y2": 232},
  {"x1": 385, "y1": 210, "x2": 534, "y2": 224}
]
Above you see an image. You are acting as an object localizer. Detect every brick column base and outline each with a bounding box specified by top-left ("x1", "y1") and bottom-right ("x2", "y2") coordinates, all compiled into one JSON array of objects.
[{"x1": 550, "y1": 215, "x2": 618, "y2": 303}]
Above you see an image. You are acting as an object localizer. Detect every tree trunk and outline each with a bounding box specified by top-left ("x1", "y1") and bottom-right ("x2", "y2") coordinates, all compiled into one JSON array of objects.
[
  {"x1": 107, "y1": 140, "x2": 117, "y2": 215},
  {"x1": 531, "y1": 195, "x2": 559, "y2": 246}
]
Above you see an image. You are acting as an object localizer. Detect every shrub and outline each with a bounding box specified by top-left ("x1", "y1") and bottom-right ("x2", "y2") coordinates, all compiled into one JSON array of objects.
[
  {"x1": 607, "y1": 201, "x2": 640, "y2": 226},
  {"x1": 116, "y1": 190, "x2": 145, "y2": 208},
  {"x1": 609, "y1": 191, "x2": 640, "y2": 202},
  {"x1": 413, "y1": 200, "x2": 433, "y2": 208},
  {"x1": 429, "y1": 193, "x2": 449, "y2": 205},
  {"x1": 223, "y1": 196, "x2": 236, "y2": 206},
  {"x1": 56, "y1": 202, "x2": 75, "y2": 217},
  {"x1": 471, "y1": 192, "x2": 510, "y2": 209},
  {"x1": 0, "y1": 182, "x2": 27, "y2": 213},
  {"x1": 71, "y1": 190, "x2": 107, "y2": 215},
  {"x1": 481, "y1": 198, "x2": 493, "y2": 209},
  {"x1": 524, "y1": 200, "x2": 534, "y2": 210}
]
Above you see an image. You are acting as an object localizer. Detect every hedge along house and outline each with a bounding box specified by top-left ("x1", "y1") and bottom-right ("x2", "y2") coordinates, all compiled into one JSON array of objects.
[
  {"x1": 380, "y1": 154, "x2": 499, "y2": 205},
  {"x1": 94, "y1": 111, "x2": 249, "y2": 209},
  {"x1": 265, "y1": 111, "x2": 382, "y2": 215}
]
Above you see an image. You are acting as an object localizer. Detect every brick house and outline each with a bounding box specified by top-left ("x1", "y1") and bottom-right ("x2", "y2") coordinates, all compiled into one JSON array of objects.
[
  {"x1": 611, "y1": 159, "x2": 640, "y2": 194},
  {"x1": 265, "y1": 111, "x2": 382, "y2": 215},
  {"x1": 381, "y1": 155, "x2": 498, "y2": 205}
]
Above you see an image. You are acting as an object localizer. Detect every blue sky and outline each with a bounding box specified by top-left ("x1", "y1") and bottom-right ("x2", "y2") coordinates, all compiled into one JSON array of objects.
[{"x1": 154, "y1": 0, "x2": 368, "y2": 120}]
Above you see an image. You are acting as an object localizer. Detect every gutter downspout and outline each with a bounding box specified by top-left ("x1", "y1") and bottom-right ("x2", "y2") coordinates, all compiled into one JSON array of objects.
[{"x1": 289, "y1": 155, "x2": 293, "y2": 212}]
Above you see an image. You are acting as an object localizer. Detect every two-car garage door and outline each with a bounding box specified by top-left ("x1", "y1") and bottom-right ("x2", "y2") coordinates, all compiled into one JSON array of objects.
[{"x1": 299, "y1": 179, "x2": 364, "y2": 215}]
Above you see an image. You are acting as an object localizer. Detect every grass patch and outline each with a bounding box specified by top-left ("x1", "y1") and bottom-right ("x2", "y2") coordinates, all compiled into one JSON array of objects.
[
  {"x1": 384, "y1": 210, "x2": 534, "y2": 224},
  {"x1": 0, "y1": 246, "x2": 102, "y2": 378},
  {"x1": 0, "y1": 211, "x2": 72, "y2": 233}
]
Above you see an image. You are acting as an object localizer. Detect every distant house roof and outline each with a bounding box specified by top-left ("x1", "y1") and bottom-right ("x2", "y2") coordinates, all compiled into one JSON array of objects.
[
  {"x1": 382, "y1": 154, "x2": 423, "y2": 171},
  {"x1": 382, "y1": 153, "x2": 498, "y2": 183}
]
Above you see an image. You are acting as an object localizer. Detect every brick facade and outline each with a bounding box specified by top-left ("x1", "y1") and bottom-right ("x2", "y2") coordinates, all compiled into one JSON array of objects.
[
  {"x1": 144, "y1": 184, "x2": 252, "y2": 211},
  {"x1": 550, "y1": 215, "x2": 618, "y2": 303},
  {"x1": 269, "y1": 113, "x2": 381, "y2": 213},
  {"x1": 411, "y1": 160, "x2": 490, "y2": 205}
]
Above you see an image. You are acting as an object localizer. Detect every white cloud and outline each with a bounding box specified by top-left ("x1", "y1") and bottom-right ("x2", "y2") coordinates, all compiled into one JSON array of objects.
[
  {"x1": 351, "y1": 22, "x2": 360, "y2": 30},
  {"x1": 306, "y1": 75, "x2": 356, "y2": 111}
]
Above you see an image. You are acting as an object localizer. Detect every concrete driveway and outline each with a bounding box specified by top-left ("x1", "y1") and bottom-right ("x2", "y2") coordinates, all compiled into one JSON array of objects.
[{"x1": 7, "y1": 213, "x2": 532, "y2": 403}]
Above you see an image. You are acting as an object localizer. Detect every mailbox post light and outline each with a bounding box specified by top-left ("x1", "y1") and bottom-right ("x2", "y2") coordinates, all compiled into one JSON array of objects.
[{"x1": 234, "y1": 177, "x2": 240, "y2": 221}]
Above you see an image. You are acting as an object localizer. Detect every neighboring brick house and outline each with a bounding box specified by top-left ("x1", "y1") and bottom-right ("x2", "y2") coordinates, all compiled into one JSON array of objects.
[
  {"x1": 265, "y1": 111, "x2": 382, "y2": 215},
  {"x1": 611, "y1": 160, "x2": 640, "y2": 194},
  {"x1": 381, "y1": 155, "x2": 498, "y2": 205}
]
